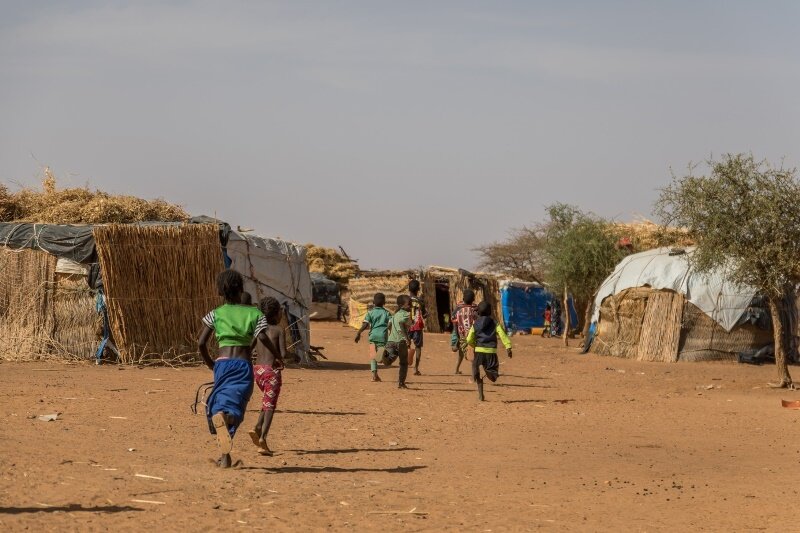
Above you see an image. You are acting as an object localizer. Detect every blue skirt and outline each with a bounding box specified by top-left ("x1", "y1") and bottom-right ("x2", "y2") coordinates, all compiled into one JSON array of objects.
[{"x1": 206, "y1": 358, "x2": 254, "y2": 437}]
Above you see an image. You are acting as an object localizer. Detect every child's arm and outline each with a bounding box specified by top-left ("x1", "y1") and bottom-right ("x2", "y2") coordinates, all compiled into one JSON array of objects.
[
  {"x1": 354, "y1": 320, "x2": 370, "y2": 343},
  {"x1": 465, "y1": 325, "x2": 477, "y2": 347},
  {"x1": 198, "y1": 326, "x2": 215, "y2": 371},
  {"x1": 276, "y1": 328, "x2": 287, "y2": 369},
  {"x1": 402, "y1": 316, "x2": 412, "y2": 341},
  {"x1": 496, "y1": 324, "x2": 513, "y2": 358},
  {"x1": 198, "y1": 311, "x2": 216, "y2": 370}
]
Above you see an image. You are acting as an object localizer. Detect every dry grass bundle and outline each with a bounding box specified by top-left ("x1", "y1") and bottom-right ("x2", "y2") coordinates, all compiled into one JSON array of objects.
[
  {"x1": 51, "y1": 273, "x2": 97, "y2": 359},
  {"x1": 1, "y1": 168, "x2": 187, "y2": 224},
  {"x1": 94, "y1": 223, "x2": 223, "y2": 364},
  {"x1": 0, "y1": 249, "x2": 56, "y2": 360},
  {"x1": 305, "y1": 244, "x2": 357, "y2": 283},
  {"x1": 614, "y1": 218, "x2": 694, "y2": 251},
  {"x1": 591, "y1": 288, "x2": 650, "y2": 358},
  {"x1": 0, "y1": 249, "x2": 99, "y2": 361}
]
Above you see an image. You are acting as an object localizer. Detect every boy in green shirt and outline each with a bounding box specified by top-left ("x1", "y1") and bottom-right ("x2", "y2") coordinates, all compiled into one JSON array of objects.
[
  {"x1": 386, "y1": 295, "x2": 412, "y2": 389},
  {"x1": 355, "y1": 293, "x2": 391, "y2": 382}
]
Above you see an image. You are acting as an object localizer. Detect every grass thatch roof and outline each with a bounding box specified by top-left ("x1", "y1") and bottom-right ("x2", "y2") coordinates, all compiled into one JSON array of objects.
[
  {"x1": 305, "y1": 244, "x2": 358, "y2": 283},
  {"x1": 0, "y1": 168, "x2": 187, "y2": 224},
  {"x1": 614, "y1": 218, "x2": 694, "y2": 251}
]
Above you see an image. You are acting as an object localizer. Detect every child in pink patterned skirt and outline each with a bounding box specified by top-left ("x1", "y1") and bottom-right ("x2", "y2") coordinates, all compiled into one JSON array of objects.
[{"x1": 248, "y1": 296, "x2": 285, "y2": 456}]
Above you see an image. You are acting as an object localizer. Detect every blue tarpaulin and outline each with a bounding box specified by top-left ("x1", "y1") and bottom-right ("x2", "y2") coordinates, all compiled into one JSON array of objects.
[{"x1": 500, "y1": 281, "x2": 579, "y2": 333}]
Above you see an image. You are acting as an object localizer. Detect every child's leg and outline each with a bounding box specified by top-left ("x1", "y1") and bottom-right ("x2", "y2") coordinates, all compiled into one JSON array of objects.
[
  {"x1": 369, "y1": 344, "x2": 381, "y2": 381},
  {"x1": 472, "y1": 354, "x2": 484, "y2": 401},
  {"x1": 257, "y1": 369, "x2": 282, "y2": 455},
  {"x1": 249, "y1": 412, "x2": 265, "y2": 448},
  {"x1": 412, "y1": 332, "x2": 423, "y2": 374},
  {"x1": 455, "y1": 343, "x2": 464, "y2": 374},
  {"x1": 258, "y1": 410, "x2": 275, "y2": 455},
  {"x1": 484, "y1": 354, "x2": 500, "y2": 383},
  {"x1": 398, "y1": 342, "x2": 409, "y2": 388},
  {"x1": 211, "y1": 412, "x2": 233, "y2": 467}
]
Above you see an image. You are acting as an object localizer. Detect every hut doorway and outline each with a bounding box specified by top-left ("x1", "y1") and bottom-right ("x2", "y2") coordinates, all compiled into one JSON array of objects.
[{"x1": 434, "y1": 279, "x2": 452, "y2": 332}]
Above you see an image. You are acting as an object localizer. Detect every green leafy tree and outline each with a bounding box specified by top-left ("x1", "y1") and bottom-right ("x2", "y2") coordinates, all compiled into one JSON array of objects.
[
  {"x1": 656, "y1": 153, "x2": 800, "y2": 388},
  {"x1": 543, "y1": 203, "x2": 627, "y2": 331},
  {"x1": 476, "y1": 203, "x2": 625, "y2": 332}
]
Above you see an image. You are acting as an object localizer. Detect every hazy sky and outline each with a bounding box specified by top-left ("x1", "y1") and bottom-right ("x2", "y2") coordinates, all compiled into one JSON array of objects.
[{"x1": 1, "y1": 1, "x2": 799, "y2": 270}]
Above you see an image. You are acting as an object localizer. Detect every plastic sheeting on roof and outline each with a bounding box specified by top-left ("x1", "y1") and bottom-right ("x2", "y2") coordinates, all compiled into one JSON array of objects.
[
  {"x1": 0, "y1": 222, "x2": 96, "y2": 263},
  {"x1": 226, "y1": 231, "x2": 313, "y2": 356},
  {"x1": 591, "y1": 247, "x2": 758, "y2": 332}
]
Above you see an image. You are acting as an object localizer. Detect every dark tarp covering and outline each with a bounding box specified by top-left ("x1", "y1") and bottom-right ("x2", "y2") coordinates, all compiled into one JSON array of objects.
[
  {"x1": 310, "y1": 272, "x2": 340, "y2": 304},
  {"x1": 0, "y1": 216, "x2": 231, "y2": 265},
  {"x1": 0, "y1": 222, "x2": 96, "y2": 263}
]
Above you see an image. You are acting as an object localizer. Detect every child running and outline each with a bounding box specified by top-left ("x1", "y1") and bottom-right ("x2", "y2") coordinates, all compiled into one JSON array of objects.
[
  {"x1": 354, "y1": 292, "x2": 391, "y2": 382},
  {"x1": 385, "y1": 295, "x2": 412, "y2": 389},
  {"x1": 466, "y1": 301, "x2": 513, "y2": 401},
  {"x1": 451, "y1": 289, "x2": 478, "y2": 375},
  {"x1": 407, "y1": 280, "x2": 427, "y2": 376},
  {"x1": 249, "y1": 296, "x2": 286, "y2": 456},
  {"x1": 198, "y1": 270, "x2": 275, "y2": 468}
]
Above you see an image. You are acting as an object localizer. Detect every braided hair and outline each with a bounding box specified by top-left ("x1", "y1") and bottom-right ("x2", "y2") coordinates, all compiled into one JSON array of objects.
[
  {"x1": 217, "y1": 270, "x2": 244, "y2": 303},
  {"x1": 260, "y1": 296, "x2": 282, "y2": 325}
]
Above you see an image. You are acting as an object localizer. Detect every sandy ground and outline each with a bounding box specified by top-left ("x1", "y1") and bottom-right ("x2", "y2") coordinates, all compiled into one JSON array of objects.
[{"x1": 1, "y1": 321, "x2": 800, "y2": 532}]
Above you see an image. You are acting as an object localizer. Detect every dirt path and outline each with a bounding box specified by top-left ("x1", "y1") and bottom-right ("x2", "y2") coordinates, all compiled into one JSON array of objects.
[{"x1": 1, "y1": 322, "x2": 799, "y2": 531}]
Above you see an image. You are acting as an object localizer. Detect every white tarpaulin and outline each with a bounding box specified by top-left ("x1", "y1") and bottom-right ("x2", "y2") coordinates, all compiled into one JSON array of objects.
[
  {"x1": 226, "y1": 231, "x2": 313, "y2": 358},
  {"x1": 592, "y1": 247, "x2": 758, "y2": 332},
  {"x1": 56, "y1": 257, "x2": 88, "y2": 276}
]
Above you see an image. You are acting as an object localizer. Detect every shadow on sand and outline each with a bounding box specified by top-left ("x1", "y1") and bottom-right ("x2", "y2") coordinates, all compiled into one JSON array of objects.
[
  {"x1": 287, "y1": 447, "x2": 421, "y2": 456},
  {"x1": 0, "y1": 504, "x2": 142, "y2": 515},
  {"x1": 278, "y1": 409, "x2": 367, "y2": 416},
  {"x1": 241, "y1": 465, "x2": 427, "y2": 474}
]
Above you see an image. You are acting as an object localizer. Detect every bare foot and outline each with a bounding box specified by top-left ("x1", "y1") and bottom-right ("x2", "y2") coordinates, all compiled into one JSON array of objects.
[
  {"x1": 217, "y1": 453, "x2": 232, "y2": 468},
  {"x1": 769, "y1": 380, "x2": 795, "y2": 389},
  {"x1": 212, "y1": 413, "x2": 232, "y2": 454},
  {"x1": 248, "y1": 430, "x2": 261, "y2": 448},
  {"x1": 258, "y1": 441, "x2": 274, "y2": 456},
  {"x1": 398, "y1": 383, "x2": 408, "y2": 389},
  {"x1": 372, "y1": 374, "x2": 382, "y2": 382},
  {"x1": 413, "y1": 370, "x2": 421, "y2": 376}
]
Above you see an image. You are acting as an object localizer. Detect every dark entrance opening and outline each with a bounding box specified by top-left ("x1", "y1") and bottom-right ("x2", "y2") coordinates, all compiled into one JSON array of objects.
[{"x1": 435, "y1": 279, "x2": 451, "y2": 332}]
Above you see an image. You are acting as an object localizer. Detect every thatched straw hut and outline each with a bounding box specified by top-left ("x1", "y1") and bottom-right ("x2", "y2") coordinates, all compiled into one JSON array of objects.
[
  {"x1": 0, "y1": 218, "x2": 312, "y2": 364},
  {"x1": 420, "y1": 267, "x2": 502, "y2": 333},
  {"x1": 589, "y1": 248, "x2": 772, "y2": 362},
  {"x1": 347, "y1": 270, "x2": 417, "y2": 329},
  {"x1": 347, "y1": 267, "x2": 502, "y2": 333}
]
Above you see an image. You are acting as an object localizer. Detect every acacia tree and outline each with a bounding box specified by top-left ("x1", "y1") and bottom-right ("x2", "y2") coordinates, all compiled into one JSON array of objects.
[
  {"x1": 476, "y1": 203, "x2": 624, "y2": 333},
  {"x1": 543, "y1": 203, "x2": 626, "y2": 334},
  {"x1": 474, "y1": 226, "x2": 547, "y2": 283},
  {"x1": 656, "y1": 153, "x2": 800, "y2": 388}
]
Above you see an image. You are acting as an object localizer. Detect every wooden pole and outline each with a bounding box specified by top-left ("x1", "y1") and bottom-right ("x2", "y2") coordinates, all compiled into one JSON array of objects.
[{"x1": 563, "y1": 286, "x2": 570, "y2": 347}]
